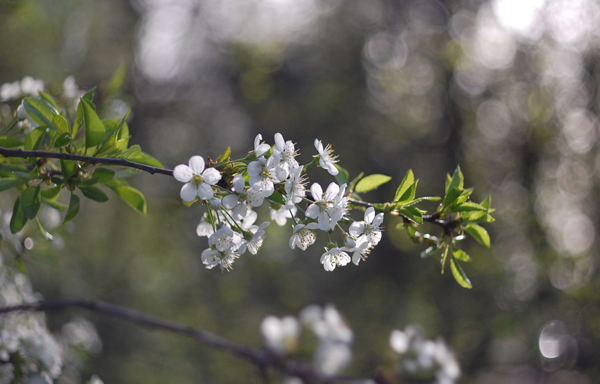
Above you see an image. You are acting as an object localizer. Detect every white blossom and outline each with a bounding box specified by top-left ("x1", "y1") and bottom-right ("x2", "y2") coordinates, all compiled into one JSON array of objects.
[
  {"x1": 247, "y1": 154, "x2": 284, "y2": 197},
  {"x1": 273, "y1": 133, "x2": 299, "y2": 172},
  {"x1": 261, "y1": 316, "x2": 300, "y2": 355},
  {"x1": 390, "y1": 326, "x2": 460, "y2": 384},
  {"x1": 239, "y1": 221, "x2": 270, "y2": 255},
  {"x1": 320, "y1": 248, "x2": 351, "y2": 271},
  {"x1": 305, "y1": 182, "x2": 340, "y2": 231},
  {"x1": 222, "y1": 174, "x2": 264, "y2": 220},
  {"x1": 270, "y1": 205, "x2": 297, "y2": 226},
  {"x1": 254, "y1": 134, "x2": 271, "y2": 158},
  {"x1": 289, "y1": 223, "x2": 320, "y2": 251},
  {"x1": 349, "y1": 207, "x2": 384, "y2": 246},
  {"x1": 314, "y1": 139, "x2": 339, "y2": 176},
  {"x1": 173, "y1": 156, "x2": 221, "y2": 202},
  {"x1": 284, "y1": 166, "x2": 307, "y2": 208}
]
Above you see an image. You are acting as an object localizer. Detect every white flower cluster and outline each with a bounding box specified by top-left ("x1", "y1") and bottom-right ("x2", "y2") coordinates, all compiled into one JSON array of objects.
[
  {"x1": 0, "y1": 253, "x2": 101, "y2": 383},
  {"x1": 261, "y1": 306, "x2": 461, "y2": 382},
  {"x1": 390, "y1": 326, "x2": 461, "y2": 384},
  {"x1": 0, "y1": 77, "x2": 44, "y2": 102},
  {"x1": 260, "y1": 305, "x2": 353, "y2": 376},
  {"x1": 175, "y1": 133, "x2": 385, "y2": 272}
]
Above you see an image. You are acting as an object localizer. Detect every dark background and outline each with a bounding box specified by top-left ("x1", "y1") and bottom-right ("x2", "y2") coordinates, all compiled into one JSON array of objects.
[{"x1": 1, "y1": 0, "x2": 599, "y2": 382}]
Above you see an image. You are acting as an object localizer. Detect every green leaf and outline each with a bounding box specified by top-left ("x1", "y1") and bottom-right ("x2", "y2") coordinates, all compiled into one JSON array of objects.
[
  {"x1": 60, "y1": 159, "x2": 78, "y2": 179},
  {"x1": 38, "y1": 91, "x2": 59, "y2": 110},
  {"x1": 107, "y1": 183, "x2": 146, "y2": 215},
  {"x1": 52, "y1": 114, "x2": 70, "y2": 134},
  {"x1": 447, "y1": 166, "x2": 464, "y2": 193},
  {"x1": 267, "y1": 190, "x2": 285, "y2": 205},
  {"x1": 440, "y1": 246, "x2": 449, "y2": 274},
  {"x1": 453, "y1": 248, "x2": 472, "y2": 262},
  {"x1": 481, "y1": 195, "x2": 492, "y2": 209},
  {"x1": 334, "y1": 164, "x2": 349, "y2": 185},
  {"x1": 401, "y1": 196, "x2": 441, "y2": 207},
  {"x1": 397, "y1": 206, "x2": 424, "y2": 225},
  {"x1": 91, "y1": 168, "x2": 115, "y2": 184},
  {"x1": 216, "y1": 147, "x2": 231, "y2": 163},
  {"x1": 23, "y1": 98, "x2": 59, "y2": 131},
  {"x1": 41, "y1": 185, "x2": 62, "y2": 200},
  {"x1": 20, "y1": 186, "x2": 41, "y2": 219},
  {"x1": 465, "y1": 223, "x2": 491, "y2": 248},
  {"x1": 0, "y1": 136, "x2": 24, "y2": 148},
  {"x1": 82, "y1": 87, "x2": 96, "y2": 102},
  {"x1": 396, "y1": 181, "x2": 418, "y2": 205},
  {"x1": 10, "y1": 197, "x2": 27, "y2": 234},
  {"x1": 355, "y1": 174, "x2": 392, "y2": 193},
  {"x1": 445, "y1": 173, "x2": 452, "y2": 194},
  {"x1": 452, "y1": 202, "x2": 487, "y2": 212},
  {"x1": 81, "y1": 98, "x2": 106, "y2": 148},
  {"x1": 464, "y1": 211, "x2": 495, "y2": 223},
  {"x1": 53, "y1": 132, "x2": 72, "y2": 148},
  {"x1": 115, "y1": 145, "x2": 164, "y2": 168},
  {"x1": 348, "y1": 171, "x2": 364, "y2": 192},
  {"x1": 107, "y1": 62, "x2": 127, "y2": 96},
  {"x1": 24, "y1": 127, "x2": 46, "y2": 151},
  {"x1": 450, "y1": 256, "x2": 472, "y2": 289},
  {"x1": 420, "y1": 245, "x2": 439, "y2": 258},
  {"x1": 64, "y1": 193, "x2": 80, "y2": 223},
  {"x1": 442, "y1": 188, "x2": 463, "y2": 208},
  {"x1": 0, "y1": 179, "x2": 27, "y2": 192},
  {"x1": 79, "y1": 186, "x2": 109, "y2": 202},
  {"x1": 394, "y1": 170, "x2": 414, "y2": 202},
  {"x1": 42, "y1": 198, "x2": 68, "y2": 211}
]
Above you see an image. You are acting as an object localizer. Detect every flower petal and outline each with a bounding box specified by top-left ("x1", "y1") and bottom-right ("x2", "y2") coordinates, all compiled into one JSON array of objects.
[
  {"x1": 188, "y1": 156, "x2": 205, "y2": 174},
  {"x1": 306, "y1": 204, "x2": 320, "y2": 219},
  {"x1": 364, "y1": 207, "x2": 375, "y2": 224},
  {"x1": 372, "y1": 212, "x2": 385, "y2": 228},
  {"x1": 202, "y1": 167, "x2": 221, "y2": 185},
  {"x1": 318, "y1": 211, "x2": 330, "y2": 231},
  {"x1": 197, "y1": 183, "x2": 214, "y2": 200},
  {"x1": 314, "y1": 138, "x2": 323, "y2": 153},
  {"x1": 310, "y1": 183, "x2": 323, "y2": 201},
  {"x1": 349, "y1": 222, "x2": 365, "y2": 237},
  {"x1": 274, "y1": 133, "x2": 285, "y2": 150},
  {"x1": 232, "y1": 174, "x2": 245, "y2": 192},
  {"x1": 222, "y1": 194, "x2": 239, "y2": 209},
  {"x1": 180, "y1": 183, "x2": 198, "y2": 202},
  {"x1": 173, "y1": 165, "x2": 194, "y2": 183}
]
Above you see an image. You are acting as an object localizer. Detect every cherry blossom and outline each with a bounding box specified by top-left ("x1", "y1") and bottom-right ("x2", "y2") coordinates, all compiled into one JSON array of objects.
[
  {"x1": 173, "y1": 156, "x2": 221, "y2": 202},
  {"x1": 314, "y1": 139, "x2": 339, "y2": 176},
  {"x1": 289, "y1": 223, "x2": 320, "y2": 251}
]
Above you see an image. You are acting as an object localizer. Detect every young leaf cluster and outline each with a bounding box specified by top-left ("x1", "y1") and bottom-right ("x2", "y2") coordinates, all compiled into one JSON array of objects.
[{"x1": 0, "y1": 86, "x2": 154, "y2": 235}]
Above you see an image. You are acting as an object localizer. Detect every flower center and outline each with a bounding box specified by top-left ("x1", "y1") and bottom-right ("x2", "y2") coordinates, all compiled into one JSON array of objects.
[{"x1": 192, "y1": 174, "x2": 203, "y2": 186}]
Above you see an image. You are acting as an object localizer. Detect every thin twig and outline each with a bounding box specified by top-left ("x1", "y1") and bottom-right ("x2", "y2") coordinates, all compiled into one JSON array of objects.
[
  {"x1": 0, "y1": 147, "x2": 174, "y2": 176},
  {"x1": 0, "y1": 299, "x2": 374, "y2": 384}
]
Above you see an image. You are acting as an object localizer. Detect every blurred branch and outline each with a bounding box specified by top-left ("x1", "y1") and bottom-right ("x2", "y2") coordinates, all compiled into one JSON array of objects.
[
  {"x1": 0, "y1": 299, "x2": 376, "y2": 384},
  {"x1": 0, "y1": 147, "x2": 174, "y2": 176}
]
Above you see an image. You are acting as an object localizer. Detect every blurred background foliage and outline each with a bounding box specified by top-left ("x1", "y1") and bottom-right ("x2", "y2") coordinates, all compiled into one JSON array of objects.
[{"x1": 1, "y1": 0, "x2": 599, "y2": 382}]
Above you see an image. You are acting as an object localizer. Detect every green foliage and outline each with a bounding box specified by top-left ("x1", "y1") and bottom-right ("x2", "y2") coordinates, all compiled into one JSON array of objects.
[
  {"x1": 355, "y1": 174, "x2": 391, "y2": 193},
  {"x1": 0, "y1": 90, "x2": 152, "y2": 230}
]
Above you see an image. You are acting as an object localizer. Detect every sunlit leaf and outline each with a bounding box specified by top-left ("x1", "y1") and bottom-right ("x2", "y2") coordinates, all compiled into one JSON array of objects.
[
  {"x1": 450, "y1": 256, "x2": 472, "y2": 289},
  {"x1": 355, "y1": 174, "x2": 391, "y2": 193},
  {"x1": 23, "y1": 98, "x2": 59, "y2": 131},
  {"x1": 465, "y1": 223, "x2": 491, "y2": 248},
  {"x1": 452, "y1": 248, "x2": 471, "y2": 262},
  {"x1": 82, "y1": 98, "x2": 106, "y2": 148},
  {"x1": 394, "y1": 169, "x2": 414, "y2": 202}
]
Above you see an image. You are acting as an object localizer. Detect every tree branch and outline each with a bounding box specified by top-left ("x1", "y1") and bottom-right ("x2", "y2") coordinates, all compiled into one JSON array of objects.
[
  {"x1": 0, "y1": 147, "x2": 174, "y2": 177},
  {"x1": 0, "y1": 299, "x2": 374, "y2": 384}
]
